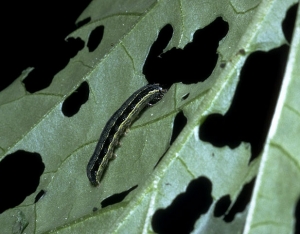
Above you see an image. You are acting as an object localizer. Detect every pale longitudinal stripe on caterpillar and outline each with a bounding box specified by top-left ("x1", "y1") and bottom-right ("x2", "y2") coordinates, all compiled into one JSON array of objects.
[{"x1": 87, "y1": 84, "x2": 166, "y2": 186}]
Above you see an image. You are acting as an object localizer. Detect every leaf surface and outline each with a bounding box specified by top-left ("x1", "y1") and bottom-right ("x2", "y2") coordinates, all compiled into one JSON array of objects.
[{"x1": 0, "y1": 0, "x2": 299, "y2": 233}]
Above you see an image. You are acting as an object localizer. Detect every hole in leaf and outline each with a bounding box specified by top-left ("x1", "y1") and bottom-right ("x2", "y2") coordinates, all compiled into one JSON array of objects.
[
  {"x1": 101, "y1": 185, "x2": 138, "y2": 208},
  {"x1": 87, "y1": 25, "x2": 104, "y2": 52},
  {"x1": 1, "y1": 1, "x2": 91, "y2": 92},
  {"x1": 152, "y1": 176, "x2": 213, "y2": 234},
  {"x1": 0, "y1": 150, "x2": 44, "y2": 214},
  {"x1": 223, "y1": 178, "x2": 255, "y2": 222},
  {"x1": 214, "y1": 194, "x2": 231, "y2": 217},
  {"x1": 238, "y1": 49, "x2": 246, "y2": 56},
  {"x1": 62, "y1": 81, "x2": 89, "y2": 117},
  {"x1": 153, "y1": 148, "x2": 169, "y2": 170},
  {"x1": 181, "y1": 93, "x2": 190, "y2": 100},
  {"x1": 199, "y1": 45, "x2": 288, "y2": 160},
  {"x1": 144, "y1": 17, "x2": 229, "y2": 86},
  {"x1": 34, "y1": 190, "x2": 46, "y2": 203},
  {"x1": 144, "y1": 24, "x2": 174, "y2": 60},
  {"x1": 220, "y1": 62, "x2": 226, "y2": 68},
  {"x1": 170, "y1": 111, "x2": 187, "y2": 145},
  {"x1": 23, "y1": 37, "x2": 85, "y2": 93},
  {"x1": 295, "y1": 195, "x2": 300, "y2": 234},
  {"x1": 76, "y1": 17, "x2": 91, "y2": 28},
  {"x1": 282, "y1": 3, "x2": 298, "y2": 44}
]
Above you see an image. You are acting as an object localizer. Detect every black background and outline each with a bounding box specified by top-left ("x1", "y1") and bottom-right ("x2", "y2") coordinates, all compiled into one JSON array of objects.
[{"x1": 0, "y1": 1, "x2": 299, "y2": 233}]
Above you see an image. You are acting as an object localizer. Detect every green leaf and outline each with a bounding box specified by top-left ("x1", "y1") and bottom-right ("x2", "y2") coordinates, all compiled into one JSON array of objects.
[
  {"x1": 0, "y1": 0, "x2": 299, "y2": 233},
  {"x1": 244, "y1": 8, "x2": 300, "y2": 233}
]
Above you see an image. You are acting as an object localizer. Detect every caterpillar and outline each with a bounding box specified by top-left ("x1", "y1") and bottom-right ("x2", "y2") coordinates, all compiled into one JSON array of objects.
[{"x1": 87, "y1": 84, "x2": 166, "y2": 186}]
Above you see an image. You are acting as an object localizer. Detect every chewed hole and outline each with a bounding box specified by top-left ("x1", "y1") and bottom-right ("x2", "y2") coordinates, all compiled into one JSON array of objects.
[
  {"x1": 181, "y1": 93, "x2": 190, "y2": 100},
  {"x1": 200, "y1": 46, "x2": 288, "y2": 161},
  {"x1": 87, "y1": 25, "x2": 104, "y2": 52},
  {"x1": 143, "y1": 17, "x2": 229, "y2": 86},
  {"x1": 282, "y1": 3, "x2": 298, "y2": 44},
  {"x1": 220, "y1": 62, "x2": 226, "y2": 68},
  {"x1": 23, "y1": 37, "x2": 84, "y2": 93},
  {"x1": 0, "y1": 150, "x2": 44, "y2": 214},
  {"x1": 34, "y1": 190, "x2": 46, "y2": 203},
  {"x1": 152, "y1": 176, "x2": 213, "y2": 234},
  {"x1": 223, "y1": 178, "x2": 255, "y2": 222},
  {"x1": 170, "y1": 111, "x2": 187, "y2": 145},
  {"x1": 76, "y1": 17, "x2": 91, "y2": 28},
  {"x1": 214, "y1": 195, "x2": 231, "y2": 217},
  {"x1": 101, "y1": 185, "x2": 138, "y2": 208},
  {"x1": 295, "y1": 196, "x2": 300, "y2": 233},
  {"x1": 62, "y1": 81, "x2": 89, "y2": 117}
]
